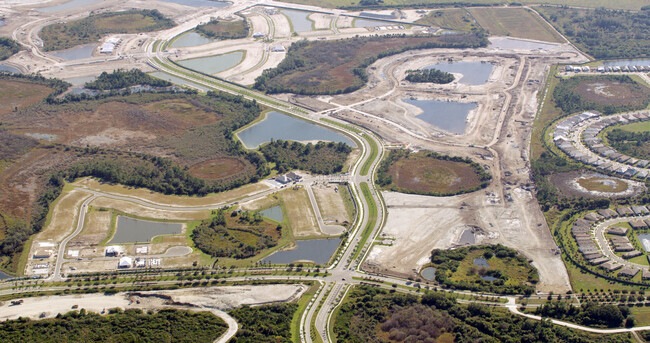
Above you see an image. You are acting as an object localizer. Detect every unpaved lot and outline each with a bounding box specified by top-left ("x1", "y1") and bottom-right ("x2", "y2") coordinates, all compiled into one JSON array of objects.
[{"x1": 312, "y1": 183, "x2": 349, "y2": 225}]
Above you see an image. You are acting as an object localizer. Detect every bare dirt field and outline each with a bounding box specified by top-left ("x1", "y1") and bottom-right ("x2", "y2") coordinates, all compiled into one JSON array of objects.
[
  {"x1": 550, "y1": 171, "x2": 646, "y2": 198},
  {"x1": 280, "y1": 187, "x2": 320, "y2": 238},
  {"x1": 89, "y1": 197, "x2": 209, "y2": 221},
  {"x1": 36, "y1": 188, "x2": 89, "y2": 241},
  {"x1": 311, "y1": 183, "x2": 349, "y2": 225}
]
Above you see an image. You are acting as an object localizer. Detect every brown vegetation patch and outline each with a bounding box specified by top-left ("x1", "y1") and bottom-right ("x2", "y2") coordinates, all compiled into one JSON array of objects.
[
  {"x1": 0, "y1": 80, "x2": 51, "y2": 116},
  {"x1": 188, "y1": 158, "x2": 248, "y2": 180},
  {"x1": 575, "y1": 79, "x2": 650, "y2": 107},
  {"x1": 577, "y1": 176, "x2": 628, "y2": 193},
  {"x1": 389, "y1": 155, "x2": 481, "y2": 194}
]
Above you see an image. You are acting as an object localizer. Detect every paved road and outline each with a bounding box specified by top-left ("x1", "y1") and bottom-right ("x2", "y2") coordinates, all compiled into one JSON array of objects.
[{"x1": 52, "y1": 195, "x2": 97, "y2": 281}]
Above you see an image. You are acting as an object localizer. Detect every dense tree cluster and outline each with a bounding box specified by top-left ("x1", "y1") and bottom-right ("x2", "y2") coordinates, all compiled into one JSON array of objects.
[
  {"x1": 85, "y1": 69, "x2": 172, "y2": 90},
  {"x1": 191, "y1": 209, "x2": 280, "y2": 259},
  {"x1": 259, "y1": 139, "x2": 352, "y2": 174},
  {"x1": 404, "y1": 68, "x2": 454, "y2": 84},
  {"x1": 538, "y1": 6, "x2": 650, "y2": 59},
  {"x1": 0, "y1": 308, "x2": 227, "y2": 342},
  {"x1": 0, "y1": 37, "x2": 20, "y2": 61},
  {"x1": 607, "y1": 129, "x2": 650, "y2": 160},
  {"x1": 229, "y1": 303, "x2": 296, "y2": 343},
  {"x1": 40, "y1": 10, "x2": 174, "y2": 51},
  {"x1": 553, "y1": 75, "x2": 650, "y2": 115},
  {"x1": 429, "y1": 244, "x2": 538, "y2": 295},
  {"x1": 254, "y1": 33, "x2": 487, "y2": 95},
  {"x1": 535, "y1": 301, "x2": 628, "y2": 328},
  {"x1": 195, "y1": 18, "x2": 249, "y2": 40},
  {"x1": 334, "y1": 286, "x2": 630, "y2": 343}
]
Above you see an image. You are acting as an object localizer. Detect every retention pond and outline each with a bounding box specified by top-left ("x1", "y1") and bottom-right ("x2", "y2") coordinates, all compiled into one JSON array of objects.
[
  {"x1": 177, "y1": 51, "x2": 244, "y2": 75},
  {"x1": 50, "y1": 44, "x2": 96, "y2": 60},
  {"x1": 403, "y1": 99, "x2": 476, "y2": 134},
  {"x1": 237, "y1": 111, "x2": 356, "y2": 149},
  {"x1": 263, "y1": 238, "x2": 340, "y2": 265},
  {"x1": 170, "y1": 32, "x2": 217, "y2": 48},
  {"x1": 426, "y1": 62, "x2": 493, "y2": 85},
  {"x1": 280, "y1": 9, "x2": 313, "y2": 32},
  {"x1": 109, "y1": 216, "x2": 183, "y2": 244}
]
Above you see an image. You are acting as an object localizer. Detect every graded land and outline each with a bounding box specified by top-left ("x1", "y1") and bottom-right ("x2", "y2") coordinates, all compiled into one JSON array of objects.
[
  {"x1": 467, "y1": 7, "x2": 563, "y2": 43},
  {"x1": 279, "y1": 0, "x2": 647, "y2": 10},
  {"x1": 414, "y1": 8, "x2": 477, "y2": 32},
  {"x1": 40, "y1": 9, "x2": 175, "y2": 51}
]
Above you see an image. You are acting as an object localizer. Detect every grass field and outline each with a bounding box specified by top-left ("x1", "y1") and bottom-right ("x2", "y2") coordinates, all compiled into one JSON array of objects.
[
  {"x1": 387, "y1": 152, "x2": 483, "y2": 195},
  {"x1": 188, "y1": 158, "x2": 249, "y2": 180},
  {"x1": 360, "y1": 134, "x2": 377, "y2": 176},
  {"x1": 446, "y1": 249, "x2": 535, "y2": 287},
  {"x1": 617, "y1": 121, "x2": 650, "y2": 133},
  {"x1": 0, "y1": 79, "x2": 52, "y2": 116},
  {"x1": 40, "y1": 10, "x2": 174, "y2": 51},
  {"x1": 196, "y1": 19, "x2": 249, "y2": 40},
  {"x1": 90, "y1": 196, "x2": 209, "y2": 221},
  {"x1": 36, "y1": 189, "x2": 88, "y2": 241},
  {"x1": 351, "y1": 182, "x2": 376, "y2": 261},
  {"x1": 280, "y1": 187, "x2": 320, "y2": 238},
  {"x1": 278, "y1": 0, "x2": 646, "y2": 10},
  {"x1": 574, "y1": 78, "x2": 650, "y2": 108},
  {"x1": 467, "y1": 7, "x2": 563, "y2": 43},
  {"x1": 414, "y1": 8, "x2": 476, "y2": 32}
]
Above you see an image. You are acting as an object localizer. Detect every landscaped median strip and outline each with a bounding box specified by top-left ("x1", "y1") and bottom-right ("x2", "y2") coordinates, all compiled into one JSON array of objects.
[
  {"x1": 350, "y1": 182, "x2": 377, "y2": 261},
  {"x1": 360, "y1": 134, "x2": 378, "y2": 176}
]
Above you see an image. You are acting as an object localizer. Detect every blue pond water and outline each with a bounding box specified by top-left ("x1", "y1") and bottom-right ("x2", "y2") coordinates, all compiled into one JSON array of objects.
[
  {"x1": 473, "y1": 257, "x2": 490, "y2": 268},
  {"x1": 421, "y1": 267, "x2": 436, "y2": 281},
  {"x1": 263, "y1": 238, "x2": 340, "y2": 265},
  {"x1": 149, "y1": 71, "x2": 210, "y2": 92},
  {"x1": 36, "y1": 0, "x2": 103, "y2": 12},
  {"x1": 603, "y1": 59, "x2": 650, "y2": 67},
  {"x1": 425, "y1": 62, "x2": 493, "y2": 85},
  {"x1": 178, "y1": 51, "x2": 244, "y2": 75},
  {"x1": 260, "y1": 206, "x2": 283, "y2": 222},
  {"x1": 170, "y1": 32, "x2": 217, "y2": 48},
  {"x1": 403, "y1": 99, "x2": 476, "y2": 134},
  {"x1": 158, "y1": 0, "x2": 229, "y2": 7},
  {"x1": 50, "y1": 44, "x2": 96, "y2": 60},
  {"x1": 0, "y1": 65, "x2": 20, "y2": 74},
  {"x1": 281, "y1": 9, "x2": 313, "y2": 32},
  {"x1": 237, "y1": 111, "x2": 356, "y2": 149}
]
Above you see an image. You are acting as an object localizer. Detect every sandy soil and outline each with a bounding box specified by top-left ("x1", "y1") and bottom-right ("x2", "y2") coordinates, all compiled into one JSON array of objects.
[
  {"x1": 90, "y1": 197, "x2": 209, "y2": 221},
  {"x1": 281, "y1": 187, "x2": 321, "y2": 238},
  {"x1": 312, "y1": 183, "x2": 349, "y2": 225},
  {"x1": 0, "y1": 284, "x2": 307, "y2": 320},
  {"x1": 270, "y1": 12, "x2": 292, "y2": 38},
  {"x1": 308, "y1": 13, "x2": 332, "y2": 30}
]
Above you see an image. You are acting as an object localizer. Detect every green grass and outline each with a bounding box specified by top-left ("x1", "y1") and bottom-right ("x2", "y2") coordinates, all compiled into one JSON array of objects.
[
  {"x1": 414, "y1": 8, "x2": 476, "y2": 32},
  {"x1": 351, "y1": 182, "x2": 377, "y2": 261},
  {"x1": 291, "y1": 283, "x2": 320, "y2": 343},
  {"x1": 467, "y1": 7, "x2": 564, "y2": 43},
  {"x1": 320, "y1": 118, "x2": 361, "y2": 134},
  {"x1": 360, "y1": 134, "x2": 378, "y2": 176}
]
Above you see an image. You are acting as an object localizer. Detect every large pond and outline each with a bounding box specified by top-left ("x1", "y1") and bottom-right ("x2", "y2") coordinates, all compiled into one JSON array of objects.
[
  {"x1": 490, "y1": 37, "x2": 557, "y2": 50},
  {"x1": 149, "y1": 71, "x2": 210, "y2": 92},
  {"x1": 421, "y1": 267, "x2": 436, "y2": 281},
  {"x1": 426, "y1": 62, "x2": 493, "y2": 85},
  {"x1": 603, "y1": 59, "x2": 650, "y2": 67},
  {"x1": 259, "y1": 206, "x2": 284, "y2": 222},
  {"x1": 262, "y1": 238, "x2": 340, "y2": 265},
  {"x1": 403, "y1": 99, "x2": 476, "y2": 134},
  {"x1": 237, "y1": 111, "x2": 356, "y2": 149},
  {"x1": 178, "y1": 51, "x2": 244, "y2": 75},
  {"x1": 353, "y1": 18, "x2": 393, "y2": 28},
  {"x1": 109, "y1": 216, "x2": 183, "y2": 244},
  {"x1": 170, "y1": 32, "x2": 216, "y2": 48},
  {"x1": 158, "y1": 0, "x2": 229, "y2": 7},
  {"x1": 50, "y1": 44, "x2": 96, "y2": 60},
  {"x1": 0, "y1": 64, "x2": 21, "y2": 74},
  {"x1": 473, "y1": 257, "x2": 490, "y2": 268},
  {"x1": 638, "y1": 233, "x2": 650, "y2": 252},
  {"x1": 280, "y1": 9, "x2": 313, "y2": 32},
  {"x1": 36, "y1": 0, "x2": 103, "y2": 12}
]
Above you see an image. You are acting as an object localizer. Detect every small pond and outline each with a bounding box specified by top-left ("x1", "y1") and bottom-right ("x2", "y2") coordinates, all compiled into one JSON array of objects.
[
  {"x1": 403, "y1": 99, "x2": 476, "y2": 134},
  {"x1": 0, "y1": 64, "x2": 20, "y2": 74},
  {"x1": 109, "y1": 216, "x2": 183, "y2": 244},
  {"x1": 237, "y1": 111, "x2": 356, "y2": 149},
  {"x1": 473, "y1": 257, "x2": 490, "y2": 268},
  {"x1": 259, "y1": 206, "x2": 283, "y2": 222},
  {"x1": 36, "y1": 0, "x2": 103, "y2": 12},
  {"x1": 280, "y1": 9, "x2": 313, "y2": 32},
  {"x1": 0, "y1": 271, "x2": 12, "y2": 280},
  {"x1": 262, "y1": 238, "x2": 340, "y2": 265},
  {"x1": 481, "y1": 275, "x2": 498, "y2": 281},
  {"x1": 421, "y1": 267, "x2": 436, "y2": 281},
  {"x1": 158, "y1": 0, "x2": 229, "y2": 7},
  {"x1": 603, "y1": 59, "x2": 650, "y2": 67},
  {"x1": 425, "y1": 62, "x2": 493, "y2": 85},
  {"x1": 149, "y1": 71, "x2": 210, "y2": 92},
  {"x1": 178, "y1": 51, "x2": 244, "y2": 75},
  {"x1": 458, "y1": 229, "x2": 476, "y2": 245},
  {"x1": 638, "y1": 233, "x2": 650, "y2": 252},
  {"x1": 170, "y1": 32, "x2": 217, "y2": 48},
  {"x1": 50, "y1": 44, "x2": 96, "y2": 60},
  {"x1": 0, "y1": 19, "x2": 5, "y2": 27},
  {"x1": 353, "y1": 18, "x2": 393, "y2": 28},
  {"x1": 489, "y1": 37, "x2": 557, "y2": 50}
]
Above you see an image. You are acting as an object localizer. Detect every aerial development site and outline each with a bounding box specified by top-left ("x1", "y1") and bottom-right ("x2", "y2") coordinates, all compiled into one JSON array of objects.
[{"x1": 0, "y1": 0, "x2": 649, "y2": 341}]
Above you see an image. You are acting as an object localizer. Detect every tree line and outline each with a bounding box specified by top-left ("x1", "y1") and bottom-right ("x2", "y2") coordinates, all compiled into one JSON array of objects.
[
  {"x1": 84, "y1": 69, "x2": 172, "y2": 90},
  {"x1": 405, "y1": 68, "x2": 454, "y2": 83},
  {"x1": 195, "y1": 18, "x2": 249, "y2": 40},
  {"x1": 0, "y1": 37, "x2": 20, "y2": 61},
  {"x1": 259, "y1": 139, "x2": 352, "y2": 175},
  {"x1": 229, "y1": 303, "x2": 296, "y2": 343}
]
